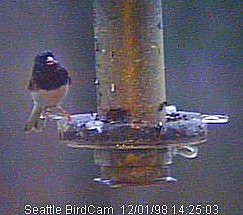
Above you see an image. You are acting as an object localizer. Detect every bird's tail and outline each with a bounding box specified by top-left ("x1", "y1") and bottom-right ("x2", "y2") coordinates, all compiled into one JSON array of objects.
[{"x1": 24, "y1": 105, "x2": 47, "y2": 132}]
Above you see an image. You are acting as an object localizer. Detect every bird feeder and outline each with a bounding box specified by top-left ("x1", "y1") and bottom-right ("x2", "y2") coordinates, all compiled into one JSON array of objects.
[{"x1": 56, "y1": 0, "x2": 228, "y2": 187}]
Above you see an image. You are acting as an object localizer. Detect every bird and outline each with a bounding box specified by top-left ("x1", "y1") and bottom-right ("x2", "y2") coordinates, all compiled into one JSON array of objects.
[{"x1": 24, "y1": 51, "x2": 71, "y2": 133}]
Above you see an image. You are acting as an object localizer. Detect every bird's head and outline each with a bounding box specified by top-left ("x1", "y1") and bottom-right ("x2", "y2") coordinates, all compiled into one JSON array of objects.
[{"x1": 34, "y1": 51, "x2": 58, "y2": 70}]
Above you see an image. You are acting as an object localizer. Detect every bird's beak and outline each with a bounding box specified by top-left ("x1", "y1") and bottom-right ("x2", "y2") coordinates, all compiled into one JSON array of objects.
[{"x1": 46, "y1": 56, "x2": 56, "y2": 65}]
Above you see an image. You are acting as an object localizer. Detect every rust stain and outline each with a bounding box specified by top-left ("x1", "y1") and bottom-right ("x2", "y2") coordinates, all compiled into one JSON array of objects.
[{"x1": 122, "y1": 0, "x2": 140, "y2": 114}]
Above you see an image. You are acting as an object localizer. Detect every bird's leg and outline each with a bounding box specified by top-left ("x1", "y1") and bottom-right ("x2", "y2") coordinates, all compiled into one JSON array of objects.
[
  {"x1": 58, "y1": 105, "x2": 71, "y2": 121},
  {"x1": 24, "y1": 105, "x2": 47, "y2": 132}
]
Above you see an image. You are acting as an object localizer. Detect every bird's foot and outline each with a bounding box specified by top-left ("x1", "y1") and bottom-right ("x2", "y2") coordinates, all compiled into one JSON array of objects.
[
  {"x1": 58, "y1": 108, "x2": 71, "y2": 121},
  {"x1": 40, "y1": 108, "x2": 52, "y2": 120},
  {"x1": 61, "y1": 110, "x2": 71, "y2": 121}
]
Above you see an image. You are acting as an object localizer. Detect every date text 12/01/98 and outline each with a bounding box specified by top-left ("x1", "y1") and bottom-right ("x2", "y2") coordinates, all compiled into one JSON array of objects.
[{"x1": 120, "y1": 204, "x2": 219, "y2": 215}]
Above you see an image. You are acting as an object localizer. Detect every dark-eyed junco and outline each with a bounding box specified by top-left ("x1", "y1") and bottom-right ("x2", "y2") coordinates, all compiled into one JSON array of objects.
[{"x1": 24, "y1": 51, "x2": 71, "y2": 132}]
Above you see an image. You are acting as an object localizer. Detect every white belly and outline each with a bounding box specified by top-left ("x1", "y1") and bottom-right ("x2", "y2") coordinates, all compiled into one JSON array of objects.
[{"x1": 31, "y1": 85, "x2": 69, "y2": 107}]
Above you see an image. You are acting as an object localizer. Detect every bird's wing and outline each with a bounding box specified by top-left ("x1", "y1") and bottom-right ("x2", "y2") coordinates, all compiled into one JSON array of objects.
[
  {"x1": 59, "y1": 67, "x2": 71, "y2": 85},
  {"x1": 28, "y1": 77, "x2": 36, "y2": 91},
  {"x1": 27, "y1": 70, "x2": 41, "y2": 91}
]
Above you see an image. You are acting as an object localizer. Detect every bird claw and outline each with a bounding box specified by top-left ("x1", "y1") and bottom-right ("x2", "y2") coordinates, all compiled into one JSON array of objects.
[
  {"x1": 40, "y1": 110, "x2": 52, "y2": 120},
  {"x1": 58, "y1": 106, "x2": 71, "y2": 121},
  {"x1": 39, "y1": 107, "x2": 71, "y2": 121},
  {"x1": 61, "y1": 111, "x2": 71, "y2": 121}
]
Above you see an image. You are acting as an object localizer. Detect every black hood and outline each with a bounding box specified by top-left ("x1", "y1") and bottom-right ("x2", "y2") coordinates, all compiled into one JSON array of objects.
[{"x1": 33, "y1": 51, "x2": 57, "y2": 71}]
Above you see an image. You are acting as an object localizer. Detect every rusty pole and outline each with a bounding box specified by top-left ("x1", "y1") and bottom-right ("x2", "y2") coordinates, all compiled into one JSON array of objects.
[{"x1": 94, "y1": 0, "x2": 166, "y2": 124}]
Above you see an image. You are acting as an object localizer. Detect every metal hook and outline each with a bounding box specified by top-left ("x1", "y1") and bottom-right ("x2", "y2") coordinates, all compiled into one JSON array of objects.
[{"x1": 176, "y1": 146, "x2": 198, "y2": 159}]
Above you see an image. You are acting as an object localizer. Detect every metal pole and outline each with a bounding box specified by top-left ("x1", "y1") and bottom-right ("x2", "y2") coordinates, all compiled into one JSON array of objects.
[{"x1": 94, "y1": 0, "x2": 166, "y2": 124}]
